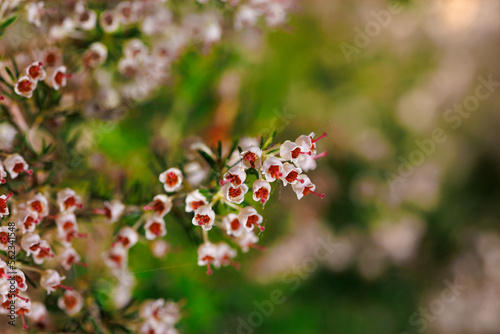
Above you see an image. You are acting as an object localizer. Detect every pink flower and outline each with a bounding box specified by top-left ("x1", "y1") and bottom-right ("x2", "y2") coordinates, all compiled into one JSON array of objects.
[
  {"x1": 0, "y1": 192, "x2": 13, "y2": 218},
  {"x1": 220, "y1": 166, "x2": 246, "y2": 186}
]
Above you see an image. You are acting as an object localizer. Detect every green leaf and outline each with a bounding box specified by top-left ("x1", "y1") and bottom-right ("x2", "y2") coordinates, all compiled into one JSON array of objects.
[
  {"x1": 0, "y1": 15, "x2": 17, "y2": 29},
  {"x1": 263, "y1": 129, "x2": 277, "y2": 149},
  {"x1": 198, "y1": 150, "x2": 217, "y2": 170},
  {"x1": 4, "y1": 67, "x2": 15, "y2": 82},
  {"x1": 217, "y1": 140, "x2": 222, "y2": 161}
]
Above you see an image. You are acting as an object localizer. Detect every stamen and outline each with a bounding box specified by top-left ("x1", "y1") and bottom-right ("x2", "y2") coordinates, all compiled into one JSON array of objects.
[
  {"x1": 219, "y1": 178, "x2": 232, "y2": 186},
  {"x1": 16, "y1": 294, "x2": 29, "y2": 303},
  {"x1": 45, "y1": 215, "x2": 58, "y2": 220},
  {"x1": 309, "y1": 190, "x2": 325, "y2": 199},
  {"x1": 0, "y1": 179, "x2": 5, "y2": 184},
  {"x1": 206, "y1": 262, "x2": 212, "y2": 275},
  {"x1": 75, "y1": 262, "x2": 88, "y2": 268},
  {"x1": 76, "y1": 203, "x2": 83, "y2": 209},
  {"x1": 1, "y1": 273, "x2": 10, "y2": 279},
  {"x1": 22, "y1": 169, "x2": 33, "y2": 175},
  {"x1": 312, "y1": 132, "x2": 327, "y2": 143},
  {"x1": 143, "y1": 205, "x2": 154, "y2": 211},
  {"x1": 313, "y1": 151, "x2": 327, "y2": 160},
  {"x1": 298, "y1": 151, "x2": 312, "y2": 156},
  {"x1": 0, "y1": 96, "x2": 4, "y2": 101},
  {"x1": 20, "y1": 312, "x2": 29, "y2": 330},
  {"x1": 93, "y1": 208, "x2": 107, "y2": 215},
  {"x1": 1, "y1": 192, "x2": 13, "y2": 203},
  {"x1": 75, "y1": 232, "x2": 88, "y2": 238},
  {"x1": 57, "y1": 284, "x2": 73, "y2": 291}
]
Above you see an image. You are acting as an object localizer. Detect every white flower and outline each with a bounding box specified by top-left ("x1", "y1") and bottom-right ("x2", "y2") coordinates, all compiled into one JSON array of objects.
[
  {"x1": 26, "y1": 2, "x2": 44, "y2": 27},
  {"x1": 252, "y1": 180, "x2": 271, "y2": 204},
  {"x1": 100, "y1": 10, "x2": 120, "y2": 33},
  {"x1": 216, "y1": 242, "x2": 237, "y2": 267},
  {"x1": 57, "y1": 188, "x2": 82, "y2": 213},
  {"x1": 224, "y1": 183, "x2": 248, "y2": 204},
  {"x1": 185, "y1": 190, "x2": 208, "y2": 213},
  {"x1": 123, "y1": 39, "x2": 149, "y2": 61},
  {"x1": 220, "y1": 166, "x2": 246, "y2": 186},
  {"x1": 192, "y1": 206, "x2": 215, "y2": 231},
  {"x1": 222, "y1": 213, "x2": 244, "y2": 237},
  {"x1": 197, "y1": 243, "x2": 219, "y2": 275},
  {"x1": 103, "y1": 245, "x2": 128, "y2": 270},
  {"x1": 159, "y1": 168, "x2": 183, "y2": 192},
  {"x1": 0, "y1": 123, "x2": 17, "y2": 151},
  {"x1": 59, "y1": 247, "x2": 83, "y2": 271},
  {"x1": 28, "y1": 301, "x2": 48, "y2": 325},
  {"x1": 239, "y1": 206, "x2": 264, "y2": 232},
  {"x1": 27, "y1": 193, "x2": 49, "y2": 219},
  {"x1": 240, "y1": 145, "x2": 262, "y2": 169},
  {"x1": 117, "y1": 1, "x2": 141, "y2": 25},
  {"x1": 50, "y1": 66, "x2": 69, "y2": 90},
  {"x1": 150, "y1": 239, "x2": 170, "y2": 258},
  {"x1": 83, "y1": 42, "x2": 108, "y2": 68},
  {"x1": 262, "y1": 156, "x2": 283, "y2": 182},
  {"x1": 237, "y1": 229, "x2": 260, "y2": 253},
  {"x1": 40, "y1": 269, "x2": 67, "y2": 295},
  {"x1": 20, "y1": 232, "x2": 42, "y2": 256},
  {"x1": 4, "y1": 154, "x2": 31, "y2": 179},
  {"x1": 32, "y1": 239, "x2": 54, "y2": 264},
  {"x1": 113, "y1": 227, "x2": 139, "y2": 250},
  {"x1": 26, "y1": 61, "x2": 46, "y2": 81},
  {"x1": 77, "y1": 9, "x2": 97, "y2": 30},
  {"x1": 292, "y1": 174, "x2": 324, "y2": 200},
  {"x1": 235, "y1": 5, "x2": 259, "y2": 30},
  {"x1": 144, "y1": 217, "x2": 167, "y2": 240},
  {"x1": 94, "y1": 200, "x2": 125, "y2": 224},
  {"x1": 14, "y1": 76, "x2": 37, "y2": 98},
  {"x1": 144, "y1": 194, "x2": 172, "y2": 218},
  {"x1": 0, "y1": 192, "x2": 13, "y2": 218},
  {"x1": 58, "y1": 290, "x2": 83, "y2": 316},
  {"x1": 295, "y1": 154, "x2": 317, "y2": 172},
  {"x1": 281, "y1": 163, "x2": 303, "y2": 186},
  {"x1": 17, "y1": 210, "x2": 39, "y2": 234}
]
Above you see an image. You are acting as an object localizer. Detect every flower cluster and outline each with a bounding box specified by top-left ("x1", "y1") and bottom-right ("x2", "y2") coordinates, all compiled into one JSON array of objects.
[
  {"x1": 139, "y1": 298, "x2": 181, "y2": 334},
  {"x1": 0, "y1": 153, "x2": 89, "y2": 329},
  {"x1": 13, "y1": 61, "x2": 69, "y2": 98},
  {"x1": 97, "y1": 132, "x2": 327, "y2": 276}
]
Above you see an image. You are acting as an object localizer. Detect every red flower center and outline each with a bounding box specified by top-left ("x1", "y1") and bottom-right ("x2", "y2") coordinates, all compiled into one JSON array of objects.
[
  {"x1": 165, "y1": 172, "x2": 178, "y2": 187},
  {"x1": 243, "y1": 152, "x2": 258, "y2": 168},
  {"x1": 228, "y1": 187, "x2": 242, "y2": 198},
  {"x1": 285, "y1": 171, "x2": 299, "y2": 183},
  {"x1": 17, "y1": 79, "x2": 33, "y2": 93},
  {"x1": 195, "y1": 214, "x2": 211, "y2": 226},
  {"x1": 64, "y1": 294, "x2": 78, "y2": 309},
  {"x1": 149, "y1": 222, "x2": 163, "y2": 236},
  {"x1": 230, "y1": 219, "x2": 241, "y2": 231},
  {"x1": 191, "y1": 200, "x2": 205, "y2": 211},
  {"x1": 267, "y1": 165, "x2": 281, "y2": 180}
]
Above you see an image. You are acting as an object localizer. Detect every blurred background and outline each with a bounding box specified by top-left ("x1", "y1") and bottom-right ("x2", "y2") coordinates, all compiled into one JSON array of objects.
[{"x1": 64, "y1": 0, "x2": 500, "y2": 333}]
